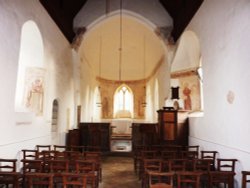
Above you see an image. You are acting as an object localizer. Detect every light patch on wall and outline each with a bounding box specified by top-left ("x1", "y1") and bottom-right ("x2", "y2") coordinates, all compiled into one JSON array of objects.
[{"x1": 227, "y1": 90, "x2": 235, "y2": 104}]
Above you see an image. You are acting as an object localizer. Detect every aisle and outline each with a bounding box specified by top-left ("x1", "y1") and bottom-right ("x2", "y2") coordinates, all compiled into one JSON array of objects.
[{"x1": 99, "y1": 156, "x2": 141, "y2": 188}]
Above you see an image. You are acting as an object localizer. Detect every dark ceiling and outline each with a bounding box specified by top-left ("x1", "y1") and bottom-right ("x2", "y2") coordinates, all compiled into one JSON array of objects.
[{"x1": 39, "y1": 0, "x2": 203, "y2": 43}]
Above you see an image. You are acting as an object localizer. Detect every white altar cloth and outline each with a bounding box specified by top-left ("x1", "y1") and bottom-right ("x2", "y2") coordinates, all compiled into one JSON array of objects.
[{"x1": 111, "y1": 118, "x2": 132, "y2": 135}]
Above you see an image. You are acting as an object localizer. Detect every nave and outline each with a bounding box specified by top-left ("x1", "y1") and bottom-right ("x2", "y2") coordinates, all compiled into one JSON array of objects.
[{"x1": 99, "y1": 156, "x2": 140, "y2": 188}]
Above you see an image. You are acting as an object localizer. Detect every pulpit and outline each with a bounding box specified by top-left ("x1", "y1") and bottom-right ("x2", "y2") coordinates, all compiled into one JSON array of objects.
[{"x1": 157, "y1": 109, "x2": 189, "y2": 146}]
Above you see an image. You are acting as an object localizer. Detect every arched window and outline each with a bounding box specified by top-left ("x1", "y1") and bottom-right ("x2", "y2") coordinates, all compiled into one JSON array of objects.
[
  {"x1": 51, "y1": 99, "x2": 59, "y2": 132},
  {"x1": 113, "y1": 85, "x2": 133, "y2": 118},
  {"x1": 93, "y1": 86, "x2": 102, "y2": 121},
  {"x1": 15, "y1": 20, "x2": 44, "y2": 115}
]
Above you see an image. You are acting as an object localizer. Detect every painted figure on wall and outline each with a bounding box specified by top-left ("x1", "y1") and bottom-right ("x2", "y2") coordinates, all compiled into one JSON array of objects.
[
  {"x1": 24, "y1": 67, "x2": 45, "y2": 116},
  {"x1": 102, "y1": 97, "x2": 109, "y2": 118},
  {"x1": 183, "y1": 83, "x2": 192, "y2": 110}
]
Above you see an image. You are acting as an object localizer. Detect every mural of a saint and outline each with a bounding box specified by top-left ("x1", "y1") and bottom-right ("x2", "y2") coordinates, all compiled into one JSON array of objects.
[
  {"x1": 183, "y1": 84, "x2": 192, "y2": 110},
  {"x1": 24, "y1": 67, "x2": 45, "y2": 116}
]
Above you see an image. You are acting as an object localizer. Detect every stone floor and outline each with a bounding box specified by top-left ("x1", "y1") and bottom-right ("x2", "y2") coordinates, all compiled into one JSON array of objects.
[{"x1": 99, "y1": 155, "x2": 141, "y2": 188}]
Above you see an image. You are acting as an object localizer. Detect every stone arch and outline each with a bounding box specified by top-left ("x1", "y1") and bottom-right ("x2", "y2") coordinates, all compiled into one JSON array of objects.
[{"x1": 170, "y1": 30, "x2": 203, "y2": 112}]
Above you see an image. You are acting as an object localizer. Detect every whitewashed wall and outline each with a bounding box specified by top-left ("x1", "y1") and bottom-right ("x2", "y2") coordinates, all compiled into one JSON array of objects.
[
  {"x1": 0, "y1": 0, "x2": 76, "y2": 165},
  {"x1": 185, "y1": 0, "x2": 250, "y2": 187}
]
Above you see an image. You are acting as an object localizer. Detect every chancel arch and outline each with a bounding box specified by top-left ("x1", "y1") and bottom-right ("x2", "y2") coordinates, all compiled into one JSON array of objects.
[{"x1": 15, "y1": 20, "x2": 45, "y2": 116}]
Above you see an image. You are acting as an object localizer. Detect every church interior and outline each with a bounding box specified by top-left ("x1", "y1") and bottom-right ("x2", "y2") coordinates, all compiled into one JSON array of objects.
[{"x1": 1, "y1": 0, "x2": 250, "y2": 187}]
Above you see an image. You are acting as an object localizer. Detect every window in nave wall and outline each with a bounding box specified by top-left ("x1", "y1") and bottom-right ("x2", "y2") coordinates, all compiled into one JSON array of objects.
[
  {"x1": 15, "y1": 20, "x2": 45, "y2": 116},
  {"x1": 154, "y1": 79, "x2": 159, "y2": 120},
  {"x1": 51, "y1": 99, "x2": 59, "y2": 132},
  {"x1": 113, "y1": 84, "x2": 134, "y2": 118},
  {"x1": 93, "y1": 86, "x2": 102, "y2": 121}
]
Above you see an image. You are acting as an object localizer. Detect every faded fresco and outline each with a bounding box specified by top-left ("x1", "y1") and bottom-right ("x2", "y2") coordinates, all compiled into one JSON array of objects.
[
  {"x1": 179, "y1": 75, "x2": 201, "y2": 111},
  {"x1": 23, "y1": 67, "x2": 45, "y2": 116},
  {"x1": 171, "y1": 70, "x2": 201, "y2": 112}
]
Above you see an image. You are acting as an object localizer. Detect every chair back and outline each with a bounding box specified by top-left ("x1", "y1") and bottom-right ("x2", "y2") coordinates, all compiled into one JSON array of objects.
[
  {"x1": 148, "y1": 171, "x2": 174, "y2": 188},
  {"x1": 0, "y1": 159, "x2": 17, "y2": 172},
  {"x1": 242, "y1": 171, "x2": 250, "y2": 188}
]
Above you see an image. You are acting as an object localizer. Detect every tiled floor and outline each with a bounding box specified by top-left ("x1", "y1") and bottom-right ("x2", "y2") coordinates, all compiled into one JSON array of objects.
[{"x1": 99, "y1": 155, "x2": 141, "y2": 188}]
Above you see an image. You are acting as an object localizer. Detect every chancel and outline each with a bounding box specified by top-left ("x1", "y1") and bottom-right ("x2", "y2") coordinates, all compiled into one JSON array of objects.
[{"x1": 1, "y1": 0, "x2": 250, "y2": 187}]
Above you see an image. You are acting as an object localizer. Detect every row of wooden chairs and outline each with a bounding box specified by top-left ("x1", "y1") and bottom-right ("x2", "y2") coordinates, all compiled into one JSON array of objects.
[
  {"x1": 0, "y1": 145, "x2": 102, "y2": 188},
  {"x1": 141, "y1": 158, "x2": 238, "y2": 188},
  {"x1": 137, "y1": 150, "x2": 217, "y2": 179},
  {"x1": 133, "y1": 145, "x2": 202, "y2": 174},
  {"x1": 147, "y1": 170, "x2": 203, "y2": 188},
  {"x1": 36, "y1": 144, "x2": 101, "y2": 152},
  {"x1": 24, "y1": 172, "x2": 96, "y2": 187},
  {"x1": 134, "y1": 145, "x2": 241, "y2": 188}
]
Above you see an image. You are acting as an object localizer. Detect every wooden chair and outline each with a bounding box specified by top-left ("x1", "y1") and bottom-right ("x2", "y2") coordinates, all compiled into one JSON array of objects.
[
  {"x1": 163, "y1": 145, "x2": 182, "y2": 152},
  {"x1": 209, "y1": 158, "x2": 238, "y2": 188},
  {"x1": 47, "y1": 159, "x2": 69, "y2": 187},
  {"x1": 142, "y1": 159, "x2": 162, "y2": 188},
  {"x1": 64, "y1": 150, "x2": 83, "y2": 160},
  {"x1": 133, "y1": 145, "x2": 145, "y2": 174},
  {"x1": 176, "y1": 171, "x2": 202, "y2": 188},
  {"x1": 75, "y1": 160, "x2": 98, "y2": 187},
  {"x1": 184, "y1": 145, "x2": 199, "y2": 153},
  {"x1": 201, "y1": 150, "x2": 218, "y2": 170},
  {"x1": 194, "y1": 159, "x2": 213, "y2": 172},
  {"x1": 160, "y1": 151, "x2": 178, "y2": 160},
  {"x1": 47, "y1": 159, "x2": 69, "y2": 173},
  {"x1": 25, "y1": 172, "x2": 54, "y2": 188},
  {"x1": 148, "y1": 171, "x2": 175, "y2": 188},
  {"x1": 0, "y1": 159, "x2": 20, "y2": 188},
  {"x1": 242, "y1": 171, "x2": 250, "y2": 188},
  {"x1": 21, "y1": 159, "x2": 43, "y2": 173},
  {"x1": 139, "y1": 150, "x2": 158, "y2": 179},
  {"x1": 70, "y1": 145, "x2": 85, "y2": 152},
  {"x1": 180, "y1": 151, "x2": 199, "y2": 160},
  {"x1": 161, "y1": 160, "x2": 171, "y2": 173},
  {"x1": 194, "y1": 159, "x2": 213, "y2": 187},
  {"x1": 53, "y1": 145, "x2": 71, "y2": 152},
  {"x1": 180, "y1": 145, "x2": 200, "y2": 159},
  {"x1": 84, "y1": 152, "x2": 102, "y2": 182},
  {"x1": 22, "y1": 149, "x2": 38, "y2": 160},
  {"x1": 62, "y1": 173, "x2": 96, "y2": 188},
  {"x1": 36, "y1": 145, "x2": 52, "y2": 161},
  {"x1": 21, "y1": 159, "x2": 43, "y2": 187},
  {"x1": 36, "y1": 145, "x2": 51, "y2": 152},
  {"x1": 169, "y1": 159, "x2": 187, "y2": 172}
]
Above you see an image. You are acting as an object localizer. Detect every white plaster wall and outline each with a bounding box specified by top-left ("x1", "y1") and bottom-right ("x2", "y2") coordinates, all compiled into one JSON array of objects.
[
  {"x1": 185, "y1": 0, "x2": 250, "y2": 186},
  {"x1": 77, "y1": 41, "x2": 98, "y2": 122},
  {"x1": 146, "y1": 53, "x2": 171, "y2": 122},
  {"x1": 0, "y1": 0, "x2": 76, "y2": 160}
]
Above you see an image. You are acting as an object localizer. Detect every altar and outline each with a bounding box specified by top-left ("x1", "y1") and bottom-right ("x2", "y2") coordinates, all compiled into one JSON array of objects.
[{"x1": 110, "y1": 118, "x2": 132, "y2": 152}]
